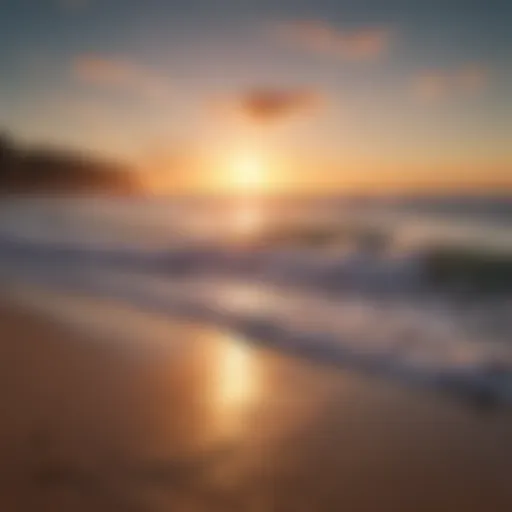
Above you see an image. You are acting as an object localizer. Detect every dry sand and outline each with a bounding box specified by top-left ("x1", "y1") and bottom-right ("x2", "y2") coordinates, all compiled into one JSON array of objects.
[{"x1": 0, "y1": 303, "x2": 512, "y2": 511}]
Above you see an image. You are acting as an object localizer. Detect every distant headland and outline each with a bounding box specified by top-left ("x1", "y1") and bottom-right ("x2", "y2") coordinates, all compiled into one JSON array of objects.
[{"x1": 0, "y1": 133, "x2": 138, "y2": 194}]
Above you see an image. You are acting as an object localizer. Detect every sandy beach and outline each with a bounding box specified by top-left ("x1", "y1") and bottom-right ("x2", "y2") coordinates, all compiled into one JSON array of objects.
[{"x1": 1, "y1": 301, "x2": 512, "y2": 512}]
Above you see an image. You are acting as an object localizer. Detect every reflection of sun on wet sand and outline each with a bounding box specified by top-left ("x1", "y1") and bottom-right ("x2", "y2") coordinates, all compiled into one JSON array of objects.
[
  {"x1": 210, "y1": 334, "x2": 260, "y2": 441},
  {"x1": 1, "y1": 295, "x2": 512, "y2": 511}
]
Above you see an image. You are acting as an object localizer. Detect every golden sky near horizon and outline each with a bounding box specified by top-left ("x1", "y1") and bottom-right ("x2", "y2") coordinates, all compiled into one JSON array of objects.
[{"x1": 1, "y1": 1, "x2": 510, "y2": 194}]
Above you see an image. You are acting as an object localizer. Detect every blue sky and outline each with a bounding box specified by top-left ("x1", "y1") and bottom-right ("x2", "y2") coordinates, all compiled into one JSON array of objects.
[{"x1": 0, "y1": 0, "x2": 510, "y2": 191}]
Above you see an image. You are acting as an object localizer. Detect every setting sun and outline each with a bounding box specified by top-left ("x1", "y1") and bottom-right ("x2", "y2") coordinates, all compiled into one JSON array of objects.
[{"x1": 227, "y1": 151, "x2": 267, "y2": 193}]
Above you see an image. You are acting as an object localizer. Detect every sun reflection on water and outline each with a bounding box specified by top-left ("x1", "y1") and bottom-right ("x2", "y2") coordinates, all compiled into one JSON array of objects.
[
  {"x1": 211, "y1": 333, "x2": 260, "y2": 440},
  {"x1": 232, "y1": 203, "x2": 264, "y2": 236}
]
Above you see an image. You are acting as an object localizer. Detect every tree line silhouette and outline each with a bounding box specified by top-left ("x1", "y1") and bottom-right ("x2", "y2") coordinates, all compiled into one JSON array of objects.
[{"x1": 0, "y1": 132, "x2": 136, "y2": 193}]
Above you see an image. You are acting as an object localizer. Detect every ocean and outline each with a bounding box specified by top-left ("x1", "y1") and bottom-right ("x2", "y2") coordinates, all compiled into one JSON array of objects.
[{"x1": 0, "y1": 194, "x2": 511, "y2": 406}]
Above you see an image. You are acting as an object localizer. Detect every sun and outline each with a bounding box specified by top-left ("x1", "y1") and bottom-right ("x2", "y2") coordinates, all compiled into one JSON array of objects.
[{"x1": 227, "y1": 150, "x2": 267, "y2": 193}]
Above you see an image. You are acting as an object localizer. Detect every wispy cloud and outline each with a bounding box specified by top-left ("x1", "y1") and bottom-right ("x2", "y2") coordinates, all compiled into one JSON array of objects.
[
  {"x1": 413, "y1": 65, "x2": 489, "y2": 101},
  {"x1": 275, "y1": 21, "x2": 393, "y2": 61},
  {"x1": 212, "y1": 87, "x2": 326, "y2": 123},
  {"x1": 73, "y1": 55, "x2": 171, "y2": 101}
]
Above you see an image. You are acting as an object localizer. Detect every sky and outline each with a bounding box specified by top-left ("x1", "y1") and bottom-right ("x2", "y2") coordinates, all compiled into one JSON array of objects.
[{"x1": 0, "y1": 0, "x2": 510, "y2": 193}]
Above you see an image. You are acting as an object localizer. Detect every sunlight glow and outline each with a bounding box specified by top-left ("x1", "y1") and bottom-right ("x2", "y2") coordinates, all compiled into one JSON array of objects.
[{"x1": 227, "y1": 150, "x2": 267, "y2": 192}]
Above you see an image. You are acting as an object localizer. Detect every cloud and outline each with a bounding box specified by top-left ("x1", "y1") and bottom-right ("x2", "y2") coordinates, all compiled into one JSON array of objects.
[
  {"x1": 457, "y1": 65, "x2": 490, "y2": 92},
  {"x1": 276, "y1": 21, "x2": 392, "y2": 61},
  {"x1": 213, "y1": 87, "x2": 325, "y2": 123},
  {"x1": 413, "y1": 73, "x2": 450, "y2": 101},
  {"x1": 413, "y1": 65, "x2": 489, "y2": 101},
  {"x1": 73, "y1": 55, "x2": 171, "y2": 101}
]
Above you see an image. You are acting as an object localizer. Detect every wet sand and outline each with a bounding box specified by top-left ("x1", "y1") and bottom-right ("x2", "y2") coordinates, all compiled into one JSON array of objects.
[{"x1": 1, "y1": 302, "x2": 512, "y2": 511}]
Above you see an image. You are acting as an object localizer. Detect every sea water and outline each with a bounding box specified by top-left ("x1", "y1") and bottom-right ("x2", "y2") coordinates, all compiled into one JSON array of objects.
[{"x1": 0, "y1": 194, "x2": 511, "y2": 405}]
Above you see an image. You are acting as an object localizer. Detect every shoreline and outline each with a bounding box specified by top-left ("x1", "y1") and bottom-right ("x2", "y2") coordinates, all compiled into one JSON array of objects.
[
  {"x1": 1, "y1": 300, "x2": 512, "y2": 511},
  {"x1": 5, "y1": 281, "x2": 512, "y2": 410}
]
